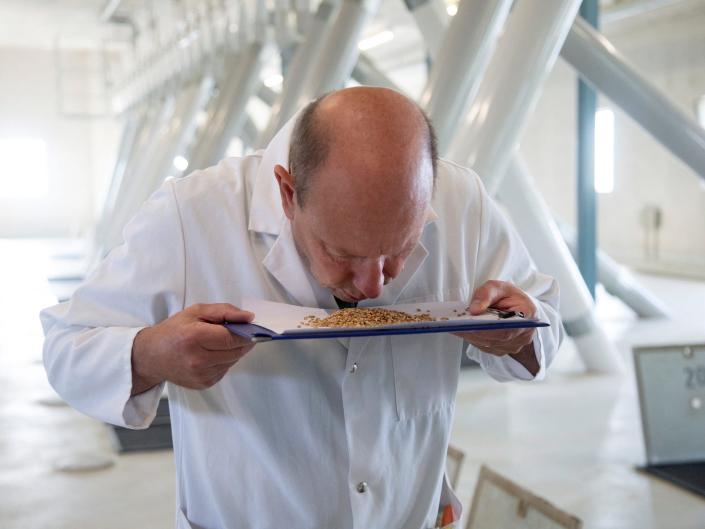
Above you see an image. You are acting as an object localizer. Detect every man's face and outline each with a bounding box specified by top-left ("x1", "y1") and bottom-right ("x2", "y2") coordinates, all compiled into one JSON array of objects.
[
  {"x1": 276, "y1": 158, "x2": 432, "y2": 303},
  {"x1": 290, "y1": 201, "x2": 428, "y2": 302}
]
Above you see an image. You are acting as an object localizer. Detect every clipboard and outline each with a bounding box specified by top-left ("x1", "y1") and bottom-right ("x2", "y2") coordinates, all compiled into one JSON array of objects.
[{"x1": 224, "y1": 298, "x2": 549, "y2": 342}]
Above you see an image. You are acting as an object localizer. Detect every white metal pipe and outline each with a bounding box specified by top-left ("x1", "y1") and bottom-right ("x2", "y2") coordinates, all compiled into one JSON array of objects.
[
  {"x1": 102, "y1": 90, "x2": 190, "y2": 252},
  {"x1": 187, "y1": 52, "x2": 244, "y2": 167},
  {"x1": 500, "y1": 157, "x2": 623, "y2": 373},
  {"x1": 294, "y1": 0, "x2": 314, "y2": 34},
  {"x1": 433, "y1": 0, "x2": 621, "y2": 372},
  {"x1": 403, "y1": 0, "x2": 448, "y2": 60},
  {"x1": 274, "y1": 0, "x2": 294, "y2": 44},
  {"x1": 257, "y1": 84, "x2": 279, "y2": 106},
  {"x1": 122, "y1": 95, "x2": 176, "y2": 191},
  {"x1": 104, "y1": 75, "x2": 215, "y2": 252},
  {"x1": 199, "y1": 42, "x2": 263, "y2": 168},
  {"x1": 111, "y1": 95, "x2": 175, "y2": 209},
  {"x1": 352, "y1": 53, "x2": 402, "y2": 91},
  {"x1": 596, "y1": 253, "x2": 671, "y2": 319},
  {"x1": 447, "y1": 0, "x2": 582, "y2": 193},
  {"x1": 99, "y1": 0, "x2": 123, "y2": 22},
  {"x1": 419, "y1": 0, "x2": 513, "y2": 152},
  {"x1": 151, "y1": 74, "x2": 216, "y2": 179},
  {"x1": 241, "y1": 115, "x2": 260, "y2": 149},
  {"x1": 561, "y1": 17, "x2": 705, "y2": 181},
  {"x1": 93, "y1": 91, "x2": 176, "y2": 259},
  {"x1": 295, "y1": 0, "x2": 380, "y2": 109},
  {"x1": 93, "y1": 105, "x2": 147, "y2": 249},
  {"x1": 259, "y1": 0, "x2": 340, "y2": 146},
  {"x1": 188, "y1": 42, "x2": 265, "y2": 170},
  {"x1": 558, "y1": 221, "x2": 670, "y2": 319}
]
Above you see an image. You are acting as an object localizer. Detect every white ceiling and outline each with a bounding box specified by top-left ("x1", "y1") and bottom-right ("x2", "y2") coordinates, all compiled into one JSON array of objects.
[
  {"x1": 0, "y1": 0, "x2": 104, "y2": 49},
  {"x1": 0, "y1": 0, "x2": 700, "y2": 53}
]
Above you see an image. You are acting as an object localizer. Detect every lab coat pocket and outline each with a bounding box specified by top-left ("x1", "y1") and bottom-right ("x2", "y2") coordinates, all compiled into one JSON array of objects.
[
  {"x1": 391, "y1": 333, "x2": 461, "y2": 421},
  {"x1": 434, "y1": 473, "x2": 463, "y2": 528}
]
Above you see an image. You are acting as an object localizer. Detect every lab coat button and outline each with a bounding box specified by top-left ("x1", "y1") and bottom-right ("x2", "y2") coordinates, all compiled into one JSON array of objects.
[
  {"x1": 356, "y1": 481, "x2": 368, "y2": 493},
  {"x1": 349, "y1": 362, "x2": 358, "y2": 374}
]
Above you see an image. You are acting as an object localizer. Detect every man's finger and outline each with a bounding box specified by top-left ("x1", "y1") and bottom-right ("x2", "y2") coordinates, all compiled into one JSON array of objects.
[
  {"x1": 188, "y1": 303, "x2": 254, "y2": 324},
  {"x1": 477, "y1": 327, "x2": 528, "y2": 344},
  {"x1": 206, "y1": 360, "x2": 243, "y2": 386},
  {"x1": 468, "y1": 281, "x2": 510, "y2": 315},
  {"x1": 204, "y1": 343, "x2": 255, "y2": 359},
  {"x1": 207, "y1": 341, "x2": 255, "y2": 360},
  {"x1": 193, "y1": 321, "x2": 253, "y2": 350},
  {"x1": 462, "y1": 329, "x2": 502, "y2": 342},
  {"x1": 196, "y1": 344, "x2": 254, "y2": 367}
]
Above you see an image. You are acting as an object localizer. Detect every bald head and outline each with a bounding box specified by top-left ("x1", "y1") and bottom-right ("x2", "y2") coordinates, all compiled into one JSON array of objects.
[
  {"x1": 275, "y1": 87, "x2": 438, "y2": 302},
  {"x1": 288, "y1": 87, "x2": 437, "y2": 208}
]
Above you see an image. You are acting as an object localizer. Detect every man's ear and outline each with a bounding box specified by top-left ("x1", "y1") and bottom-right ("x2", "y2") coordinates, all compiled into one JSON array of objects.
[{"x1": 274, "y1": 164, "x2": 296, "y2": 220}]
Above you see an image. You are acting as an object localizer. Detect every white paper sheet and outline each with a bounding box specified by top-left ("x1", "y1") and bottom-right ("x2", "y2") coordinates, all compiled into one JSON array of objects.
[
  {"x1": 242, "y1": 298, "x2": 329, "y2": 334},
  {"x1": 241, "y1": 298, "x2": 522, "y2": 335}
]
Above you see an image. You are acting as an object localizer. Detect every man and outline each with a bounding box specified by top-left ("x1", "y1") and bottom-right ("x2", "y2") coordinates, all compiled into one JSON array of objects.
[{"x1": 41, "y1": 87, "x2": 561, "y2": 528}]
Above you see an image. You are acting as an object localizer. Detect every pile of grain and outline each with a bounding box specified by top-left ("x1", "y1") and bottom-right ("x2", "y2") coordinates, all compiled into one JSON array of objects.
[{"x1": 302, "y1": 308, "x2": 435, "y2": 328}]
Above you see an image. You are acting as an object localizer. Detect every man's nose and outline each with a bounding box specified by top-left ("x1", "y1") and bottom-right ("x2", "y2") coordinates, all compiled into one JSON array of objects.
[{"x1": 352, "y1": 258, "x2": 384, "y2": 299}]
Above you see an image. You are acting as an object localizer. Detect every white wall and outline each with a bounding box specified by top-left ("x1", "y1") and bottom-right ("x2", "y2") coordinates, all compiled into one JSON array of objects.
[
  {"x1": 520, "y1": 2, "x2": 705, "y2": 279},
  {"x1": 0, "y1": 47, "x2": 119, "y2": 238}
]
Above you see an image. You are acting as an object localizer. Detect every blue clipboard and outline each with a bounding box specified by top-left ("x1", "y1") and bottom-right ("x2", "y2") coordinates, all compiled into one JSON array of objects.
[{"x1": 224, "y1": 318, "x2": 549, "y2": 342}]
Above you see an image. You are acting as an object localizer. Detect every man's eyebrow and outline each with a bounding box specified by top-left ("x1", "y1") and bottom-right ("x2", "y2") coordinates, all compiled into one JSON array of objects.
[
  {"x1": 324, "y1": 240, "x2": 415, "y2": 259},
  {"x1": 324, "y1": 243, "x2": 360, "y2": 258}
]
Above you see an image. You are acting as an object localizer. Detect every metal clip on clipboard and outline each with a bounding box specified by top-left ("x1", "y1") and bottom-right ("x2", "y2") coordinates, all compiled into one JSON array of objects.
[{"x1": 485, "y1": 307, "x2": 525, "y2": 319}]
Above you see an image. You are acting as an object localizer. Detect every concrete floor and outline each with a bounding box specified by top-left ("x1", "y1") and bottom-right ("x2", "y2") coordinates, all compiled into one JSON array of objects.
[{"x1": 1, "y1": 239, "x2": 704, "y2": 528}]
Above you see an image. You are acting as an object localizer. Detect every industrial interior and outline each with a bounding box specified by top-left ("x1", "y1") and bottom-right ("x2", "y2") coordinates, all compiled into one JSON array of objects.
[{"x1": 1, "y1": 0, "x2": 705, "y2": 528}]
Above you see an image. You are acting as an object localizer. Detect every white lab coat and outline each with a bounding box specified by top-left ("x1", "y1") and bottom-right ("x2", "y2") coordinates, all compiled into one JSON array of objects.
[{"x1": 41, "y1": 115, "x2": 562, "y2": 529}]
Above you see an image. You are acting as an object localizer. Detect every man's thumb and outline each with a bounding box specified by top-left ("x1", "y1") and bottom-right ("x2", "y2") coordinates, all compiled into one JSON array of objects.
[{"x1": 468, "y1": 298, "x2": 487, "y2": 315}]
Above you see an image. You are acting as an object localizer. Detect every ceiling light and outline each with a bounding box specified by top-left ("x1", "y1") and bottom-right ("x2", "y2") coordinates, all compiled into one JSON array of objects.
[
  {"x1": 173, "y1": 155, "x2": 189, "y2": 172},
  {"x1": 264, "y1": 74, "x2": 283, "y2": 88},
  {"x1": 195, "y1": 110, "x2": 209, "y2": 127}
]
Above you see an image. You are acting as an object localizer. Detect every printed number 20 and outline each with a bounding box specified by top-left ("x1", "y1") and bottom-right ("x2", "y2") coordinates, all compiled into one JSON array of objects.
[{"x1": 684, "y1": 366, "x2": 705, "y2": 389}]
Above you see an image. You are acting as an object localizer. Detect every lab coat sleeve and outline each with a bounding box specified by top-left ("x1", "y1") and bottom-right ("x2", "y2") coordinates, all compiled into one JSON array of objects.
[
  {"x1": 40, "y1": 181, "x2": 185, "y2": 428},
  {"x1": 464, "y1": 175, "x2": 563, "y2": 382}
]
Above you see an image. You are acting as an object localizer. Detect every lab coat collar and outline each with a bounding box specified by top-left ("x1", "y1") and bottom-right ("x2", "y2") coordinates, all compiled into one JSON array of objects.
[
  {"x1": 253, "y1": 112, "x2": 438, "y2": 308},
  {"x1": 261, "y1": 219, "x2": 325, "y2": 309},
  {"x1": 247, "y1": 114, "x2": 297, "y2": 235}
]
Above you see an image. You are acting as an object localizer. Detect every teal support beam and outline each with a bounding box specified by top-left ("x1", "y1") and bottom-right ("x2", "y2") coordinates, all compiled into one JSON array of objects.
[{"x1": 577, "y1": 0, "x2": 599, "y2": 298}]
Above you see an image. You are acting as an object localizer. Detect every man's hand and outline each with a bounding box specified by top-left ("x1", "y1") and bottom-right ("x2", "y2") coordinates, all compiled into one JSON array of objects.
[
  {"x1": 131, "y1": 303, "x2": 255, "y2": 395},
  {"x1": 454, "y1": 280, "x2": 539, "y2": 375}
]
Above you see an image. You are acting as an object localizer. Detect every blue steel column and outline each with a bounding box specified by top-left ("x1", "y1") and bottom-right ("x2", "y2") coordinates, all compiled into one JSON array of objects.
[{"x1": 577, "y1": 0, "x2": 599, "y2": 298}]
